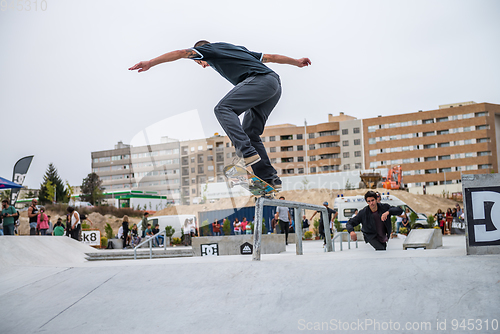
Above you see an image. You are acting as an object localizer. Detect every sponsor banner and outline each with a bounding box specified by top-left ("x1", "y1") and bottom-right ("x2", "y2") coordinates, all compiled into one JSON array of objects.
[
  {"x1": 11, "y1": 156, "x2": 34, "y2": 205},
  {"x1": 82, "y1": 230, "x2": 101, "y2": 246}
]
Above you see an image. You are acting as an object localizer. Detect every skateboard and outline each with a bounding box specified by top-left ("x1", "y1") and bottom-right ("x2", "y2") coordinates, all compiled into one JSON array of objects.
[{"x1": 223, "y1": 164, "x2": 277, "y2": 197}]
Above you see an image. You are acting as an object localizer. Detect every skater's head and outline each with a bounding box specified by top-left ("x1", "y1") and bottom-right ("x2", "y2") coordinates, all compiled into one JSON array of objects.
[
  {"x1": 194, "y1": 40, "x2": 210, "y2": 48},
  {"x1": 193, "y1": 40, "x2": 211, "y2": 68},
  {"x1": 279, "y1": 196, "x2": 285, "y2": 200},
  {"x1": 323, "y1": 201, "x2": 328, "y2": 207},
  {"x1": 364, "y1": 191, "x2": 378, "y2": 212}
]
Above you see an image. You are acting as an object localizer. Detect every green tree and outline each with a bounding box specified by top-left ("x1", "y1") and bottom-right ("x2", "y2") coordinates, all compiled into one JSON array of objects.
[
  {"x1": 39, "y1": 163, "x2": 67, "y2": 204},
  {"x1": 80, "y1": 173, "x2": 104, "y2": 205},
  {"x1": 222, "y1": 218, "x2": 231, "y2": 236},
  {"x1": 46, "y1": 181, "x2": 55, "y2": 203},
  {"x1": 0, "y1": 190, "x2": 11, "y2": 201},
  {"x1": 65, "y1": 180, "x2": 75, "y2": 203}
]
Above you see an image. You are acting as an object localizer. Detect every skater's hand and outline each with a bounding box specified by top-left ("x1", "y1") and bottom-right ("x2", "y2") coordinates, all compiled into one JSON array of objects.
[
  {"x1": 129, "y1": 60, "x2": 152, "y2": 73},
  {"x1": 296, "y1": 58, "x2": 311, "y2": 68},
  {"x1": 381, "y1": 211, "x2": 389, "y2": 221},
  {"x1": 350, "y1": 231, "x2": 357, "y2": 241}
]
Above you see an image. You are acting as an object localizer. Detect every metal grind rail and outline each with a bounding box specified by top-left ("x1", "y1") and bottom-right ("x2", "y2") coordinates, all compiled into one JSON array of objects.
[
  {"x1": 133, "y1": 229, "x2": 167, "y2": 260},
  {"x1": 330, "y1": 232, "x2": 358, "y2": 252},
  {"x1": 253, "y1": 197, "x2": 333, "y2": 261}
]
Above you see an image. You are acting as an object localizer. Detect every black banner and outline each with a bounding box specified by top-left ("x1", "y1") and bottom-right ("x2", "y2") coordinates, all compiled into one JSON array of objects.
[
  {"x1": 10, "y1": 155, "x2": 34, "y2": 205},
  {"x1": 465, "y1": 186, "x2": 500, "y2": 247}
]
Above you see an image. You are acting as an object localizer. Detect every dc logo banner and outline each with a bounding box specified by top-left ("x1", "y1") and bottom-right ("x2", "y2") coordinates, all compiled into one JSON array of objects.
[
  {"x1": 240, "y1": 242, "x2": 253, "y2": 255},
  {"x1": 465, "y1": 187, "x2": 500, "y2": 246},
  {"x1": 201, "y1": 243, "x2": 219, "y2": 256}
]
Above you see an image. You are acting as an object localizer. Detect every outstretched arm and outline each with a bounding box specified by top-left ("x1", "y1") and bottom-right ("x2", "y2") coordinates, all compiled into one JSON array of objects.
[
  {"x1": 262, "y1": 54, "x2": 311, "y2": 68},
  {"x1": 129, "y1": 49, "x2": 199, "y2": 72}
]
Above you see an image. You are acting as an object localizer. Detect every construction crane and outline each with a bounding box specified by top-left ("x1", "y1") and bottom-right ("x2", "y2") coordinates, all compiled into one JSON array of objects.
[{"x1": 383, "y1": 165, "x2": 405, "y2": 190}]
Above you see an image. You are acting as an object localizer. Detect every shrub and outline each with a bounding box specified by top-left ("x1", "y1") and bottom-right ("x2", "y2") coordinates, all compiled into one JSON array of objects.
[
  {"x1": 164, "y1": 226, "x2": 175, "y2": 239},
  {"x1": 354, "y1": 224, "x2": 361, "y2": 232},
  {"x1": 250, "y1": 218, "x2": 268, "y2": 234},
  {"x1": 200, "y1": 220, "x2": 211, "y2": 236},
  {"x1": 104, "y1": 223, "x2": 113, "y2": 239},
  {"x1": 81, "y1": 223, "x2": 90, "y2": 230},
  {"x1": 172, "y1": 237, "x2": 182, "y2": 245},
  {"x1": 304, "y1": 231, "x2": 313, "y2": 239},
  {"x1": 222, "y1": 218, "x2": 231, "y2": 236},
  {"x1": 399, "y1": 227, "x2": 408, "y2": 235},
  {"x1": 100, "y1": 236, "x2": 108, "y2": 248},
  {"x1": 391, "y1": 216, "x2": 396, "y2": 233},
  {"x1": 334, "y1": 218, "x2": 341, "y2": 232},
  {"x1": 313, "y1": 219, "x2": 320, "y2": 237},
  {"x1": 427, "y1": 215, "x2": 435, "y2": 228}
]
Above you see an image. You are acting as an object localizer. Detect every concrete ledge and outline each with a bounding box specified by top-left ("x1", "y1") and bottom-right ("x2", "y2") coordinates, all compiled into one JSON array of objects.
[
  {"x1": 403, "y1": 228, "x2": 442, "y2": 250},
  {"x1": 192, "y1": 235, "x2": 286, "y2": 256}
]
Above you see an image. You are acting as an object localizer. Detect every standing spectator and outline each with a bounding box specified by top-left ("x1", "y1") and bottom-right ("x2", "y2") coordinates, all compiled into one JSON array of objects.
[
  {"x1": 352, "y1": 209, "x2": 358, "y2": 218},
  {"x1": 65, "y1": 213, "x2": 72, "y2": 238},
  {"x1": 241, "y1": 217, "x2": 248, "y2": 235},
  {"x1": 122, "y1": 215, "x2": 130, "y2": 248},
  {"x1": 182, "y1": 219, "x2": 191, "y2": 246},
  {"x1": 455, "y1": 204, "x2": 463, "y2": 218},
  {"x1": 302, "y1": 215, "x2": 309, "y2": 235},
  {"x1": 28, "y1": 199, "x2": 39, "y2": 235},
  {"x1": 130, "y1": 224, "x2": 141, "y2": 247},
  {"x1": 1, "y1": 199, "x2": 17, "y2": 235},
  {"x1": 276, "y1": 196, "x2": 292, "y2": 245},
  {"x1": 445, "y1": 208, "x2": 453, "y2": 235},
  {"x1": 401, "y1": 208, "x2": 411, "y2": 233},
  {"x1": 434, "y1": 209, "x2": 445, "y2": 234},
  {"x1": 309, "y1": 201, "x2": 337, "y2": 246},
  {"x1": 46, "y1": 215, "x2": 53, "y2": 236},
  {"x1": 396, "y1": 213, "x2": 403, "y2": 233},
  {"x1": 67, "y1": 206, "x2": 81, "y2": 241},
  {"x1": 53, "y1": 219, "x2": 65, "y2": 236},
  {"x1": 271, "y1": 213, "x2": 279, "y2": 234},
  {"x1": 212, "y1": 219, "x2": 221, "y2": 236},
  {"x1": 141, "y1": 212, "x2": 149, "y2": 238},
  {"x1": 233, "y1": 218, "x2": 241, "y2": 235},
  {"x1": 37, "y1": 207, "x2": 49, "y2": 235},
  {"x1": 245, "y1": 222, "x2": 252, "y2": 234}
]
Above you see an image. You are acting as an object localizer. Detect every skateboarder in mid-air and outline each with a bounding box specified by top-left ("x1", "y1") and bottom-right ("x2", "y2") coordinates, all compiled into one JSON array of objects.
[{"x1": 129, "y1": 41, "x2": 311, "y2": 190}]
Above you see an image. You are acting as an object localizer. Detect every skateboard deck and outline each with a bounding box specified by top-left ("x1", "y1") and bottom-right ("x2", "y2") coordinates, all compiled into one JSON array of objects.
[{"x1": 223, "y1": 164, "x2": 276, "y2": 197}]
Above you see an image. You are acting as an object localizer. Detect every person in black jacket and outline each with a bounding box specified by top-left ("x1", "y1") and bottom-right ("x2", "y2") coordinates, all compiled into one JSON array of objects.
[{"x1": 346, "y1": 191, "x2": 403, "y2": 251}]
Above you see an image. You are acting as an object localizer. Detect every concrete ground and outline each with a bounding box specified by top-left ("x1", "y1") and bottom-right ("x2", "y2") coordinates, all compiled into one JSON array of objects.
[{"x1": 1, "y1": 235, "x2": 499, "y2": 334}]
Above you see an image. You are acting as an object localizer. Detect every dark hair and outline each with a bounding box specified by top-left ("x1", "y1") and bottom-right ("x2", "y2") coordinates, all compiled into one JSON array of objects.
[
  {"x1": 144, "y1": 212, "x2": 149, "y2": 216},
  {"x1": 194, "y1": 40, "x2": 210, "y2": 47},
  {"x1": 365, "y1": 191, "x2": 378, "y2": 201},
  {"x1": 67, "y1": 206, "x2": 75, "y2": 213},
  {"x1": 279, "y1": 196, "x2": 285, "y2": 200}
]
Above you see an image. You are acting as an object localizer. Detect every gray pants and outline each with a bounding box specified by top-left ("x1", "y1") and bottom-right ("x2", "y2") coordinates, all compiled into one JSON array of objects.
[{"x1": 214, "y1": 72, "x2": 281, "y2": 182}]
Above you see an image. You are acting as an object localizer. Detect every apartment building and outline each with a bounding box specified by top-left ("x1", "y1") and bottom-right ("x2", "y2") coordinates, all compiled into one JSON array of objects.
[
  {"x1": 260, "y1": 113, "x2": 363, "y2": 176},
  {"x1": 363, "y1": 102, "x2": 500, "y2": 187},
  {"x1": 91, "y1": 139, "x2": 181, "y2": 203}
]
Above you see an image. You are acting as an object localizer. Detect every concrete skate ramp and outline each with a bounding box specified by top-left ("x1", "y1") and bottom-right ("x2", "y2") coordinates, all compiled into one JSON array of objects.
[
  {"x1": 403, "y1": 228, "x2": 442, "y2": 249},
  {"x1": 0, "y1": 236, "x2": 94, "y2": 266}
]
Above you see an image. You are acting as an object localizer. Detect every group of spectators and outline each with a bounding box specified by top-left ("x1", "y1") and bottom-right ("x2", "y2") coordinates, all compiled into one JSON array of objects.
[
  {"x1": 0, "y1": 198, "x2": 82, "y2": 239},
  {"x1": 434, "y1": 204, "x2": 464, "y2": 235}
]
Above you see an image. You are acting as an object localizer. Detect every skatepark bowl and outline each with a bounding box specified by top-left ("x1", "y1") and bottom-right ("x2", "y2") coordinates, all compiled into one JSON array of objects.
[{"x1": 1, "y1": 234, "x2": 499, "y2": 334}]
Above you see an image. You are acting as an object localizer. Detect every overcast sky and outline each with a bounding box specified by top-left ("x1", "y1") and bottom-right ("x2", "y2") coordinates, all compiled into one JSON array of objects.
[{"x1": 1, "y1": 0, "x2": 499, "y2": 189}]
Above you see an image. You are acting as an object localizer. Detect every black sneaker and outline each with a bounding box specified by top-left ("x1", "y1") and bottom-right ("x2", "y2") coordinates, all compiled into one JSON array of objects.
[{"x1": 270, "y1": 178, "x2": 282, "y2": 191}]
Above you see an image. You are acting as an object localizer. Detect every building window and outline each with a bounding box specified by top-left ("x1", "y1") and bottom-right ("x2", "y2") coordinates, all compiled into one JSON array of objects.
[
  {"x1": 319, "y1": 130, "x2": 338, "y2": 137},
  {"x1": 309, "y1": 144, "x2": 315, "y2": 150},
  {"x1": 342, "y1": 129, "x2": 348, "y2": 135},
  {"x1": 281, "y1": 157, "x2": 293, "y2": 163},
  {"x1": 270, "y1": 147, "x2": 276, "y2": 153},
  {"x1": 310, "y1": 167, "x2": 316, "y2": 173},
  {"x1": 281, "y1": 135, "x2": 293, "y2": 140},
  {"x1": 475, "y1": 112, "x2": 488, "y2": 117},
  {"x1": 297, "y1": 156, "x2": 304, "y2": 162},
  {"x1": 261, "y1": 137, "x2": 266, "y2": 142},
  {"x1": 354, "y1": 139, "x2": 361, "y2": 145},
  {"x1": 477, "y1": 138, "x2": 490, "y2": 143},
  {"x1": 423, "y1": 131, "x2": 435, "y2": 137},
  {"x1": 423, "y1": 144, "x2": 436, "y2": 149},
  {"x1": 423, "y1": 119, "x2": 434, "y2": 124},
  {"x1": 198, "y1": 166, "x2": 204, "y2": 174},
  {"x1": 437, "y1": 130, "x2": 449, "y2": 135},
  {"x1": 369, "y1": 138, "x2": 376, "y2": 144},
  {"x1": 438, "y1": 155, "x2": 451, "y2": 160},
  {"x1": 355, "y1": 163, "x2": 362, "y2": 169},
  {"x1": 207, "y1": 165, "x2": 214, "y2": 171},
  {"x1": 297, "y1": 145, "x2": 303, "y2": 151},
  {"x1": 368, "y1": 125, "x2": 378, "y2": 133},
  {"x1": 479, "y1": 164, "x2": 492, "y2": 169},
  {"x1": 298, "y1": 168, "x2": 304, "y2": 174},
  {"x1": 191, "y1": 167, "x2": 195, "y2": 173},
  {"x1": 353, "y1": 127, "x2": 360, "y2": 134},
  {"x1": 281, "y1": 146, "x2": 293, "y2": 152},
  {"x1": 297, "y1": 134, "x2": 303, "y2": 140},
  {"x1": 438, "y1": 142, "x2": 450, "y2": 148},
  {"x1": 191, "y1": 178, "x2": 196, "y2": 184},
  {"x1": 478, "y1": 151, "x2": 491, "y2": 156},
  {"x1": 476, "y1": 125, "x2": 489, "y2": 130},
  {"x1": 344, "y1": 164, "x2": 350, "y2": 170},
  {"x1": 342, "y1": 140, "x2": 349, "y2": 147},
  {"x1": 425, "y1": 169, "x2": 437, "y2": 174},
  {"x1": 424, "y1": 156, "x2": 437, "y2": 162},
  {"x1": 192, "y1": 189, "x2": 196, "y2": 194},
  {"x1": 309, "y1": 156, "x2": 316, "y2": 161},
  {"x1": 319, "y1": 142, "x2": 338, "y2": 148},
  {"x1": 270, "y1": 158, "x2": 277, "y2": 164},
  {"x1": 440, "y1": 167, "x2": 452, "y2": 173},
  {"x1": 309, "y1": 133, "x2": 315, "y2": 139},
  {"x1": 354, "y1": 151, "x2": 361, "y2": 157},
  {"x1": 269, "y1": 136, "x2": 275, "y2": 142},
  {"x1": 436, "y1": 117, "x2": 448, "y2": 122},
  {"x1": 343, "y1": 152, "x2": 350, "y2": 158}
]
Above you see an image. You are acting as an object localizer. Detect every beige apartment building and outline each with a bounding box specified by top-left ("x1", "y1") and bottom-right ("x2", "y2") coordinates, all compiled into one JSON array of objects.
[
  {"x1": 261, "y1": 113, "x2": 363, "y2": 175},
  {"x1": 363, "y1": 102, "x2": 500, "y2": 187}
]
